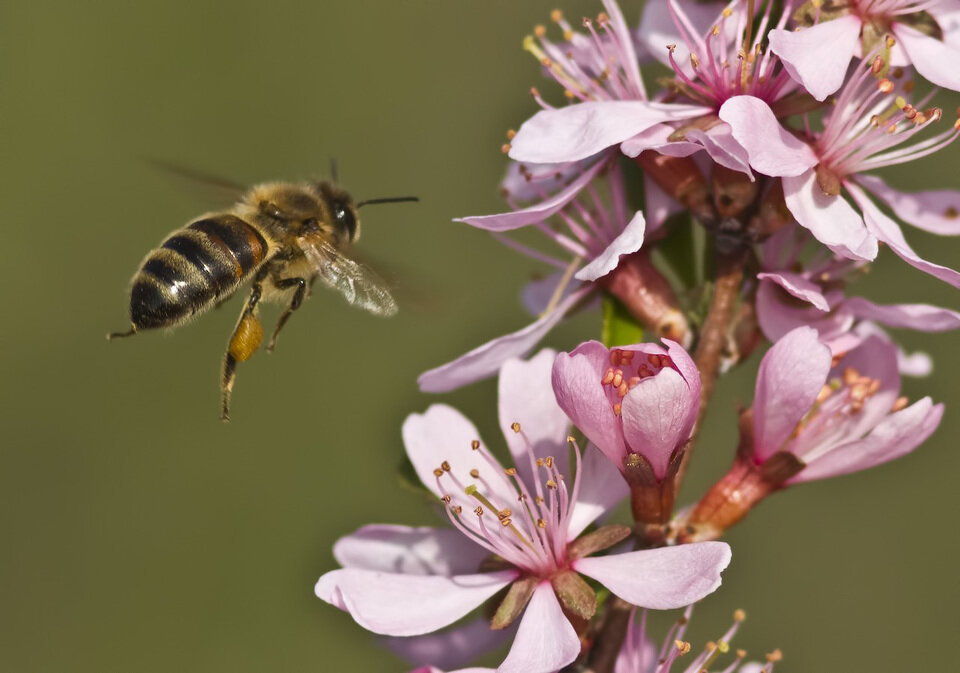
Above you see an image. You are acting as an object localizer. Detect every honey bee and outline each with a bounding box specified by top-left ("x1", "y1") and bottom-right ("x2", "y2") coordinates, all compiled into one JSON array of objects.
[{"x1": 109, "y1": 173, "x2": 416, "y2": 420}]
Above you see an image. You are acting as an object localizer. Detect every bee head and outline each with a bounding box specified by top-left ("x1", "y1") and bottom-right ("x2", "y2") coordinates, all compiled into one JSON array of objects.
[{"x1": 317, "y1": 181, "x2": 360, "y2": 243}]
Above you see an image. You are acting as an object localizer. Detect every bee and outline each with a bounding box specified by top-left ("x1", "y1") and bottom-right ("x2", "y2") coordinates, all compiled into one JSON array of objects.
[{"x1": 109, "y1": 172, "x2": 417, "y2": 421}]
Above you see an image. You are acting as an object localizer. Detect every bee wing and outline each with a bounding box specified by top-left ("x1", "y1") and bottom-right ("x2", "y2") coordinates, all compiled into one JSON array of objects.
[{"x1": 297, "y1": 236, "x2": 399, "y2": 317}]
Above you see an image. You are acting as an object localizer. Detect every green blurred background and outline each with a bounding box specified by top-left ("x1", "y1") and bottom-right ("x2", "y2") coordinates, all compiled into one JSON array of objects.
[{"x1": 1, "y1": 1, "x2": 957, "y2": 670}]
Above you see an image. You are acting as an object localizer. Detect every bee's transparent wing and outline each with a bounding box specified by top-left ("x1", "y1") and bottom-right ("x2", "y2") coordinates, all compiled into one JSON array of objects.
[{"x1": 297, "y1": 236, "x2": 398, "y2": 316}]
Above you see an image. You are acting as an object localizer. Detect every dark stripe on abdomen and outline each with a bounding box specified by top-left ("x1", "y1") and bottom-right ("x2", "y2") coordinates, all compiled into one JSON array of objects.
[
  {"x1": 161, "y1": 234, "x2": 235, "y2": 295},
  {"x1": 132, "y1": 255, "x2": 210, "y2": 328},
  {"x1": 188, "y1": 215, "x2": 268, "y2": 275}
]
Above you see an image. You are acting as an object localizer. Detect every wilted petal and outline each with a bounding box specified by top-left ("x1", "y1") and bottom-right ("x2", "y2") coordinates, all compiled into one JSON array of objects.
[
  {"x1": 509, "y1": 101, "x2": 710, "y2": 163},
  {"x1": 315, "y1": 569, "x2": 517, "y2": 637},
  {"x1": 552, "y1": 341, "x2": 628, "y2": 467},
  {"x1": 573, "y1": 542, "x2": 731, "y2": 609},
  {"x1": 499, "y1": 349, "x2": 571, "y2": 479},
  {"x1": 855, "y1": 174, "x2": 960, "y2": 235},
  {"x1": 401, "y1": 405, "x2": 513, "y2": 507},
  {"x1": 768, "y1": 16, "x2": 862, "y2": 101},
  {"x1": 783, "y1": 170, "x2": 878, "y2": 261},
  {"x1": 566, "y1": 444, "x2": 629, "y2": 539},
  {"x1": 575, "y1": 211, "x2": 646, "y2": 281},
  {"x1": 384, "y1": 618, "x2": 511, "y2": 671},
  {"x1": 620, "y1": 368, "x2": 695, "y2": 478},
  {"x1": 718, "y1": 96, "x2": 818, "y2": 177},
  {"x1": 844, "y1": 296, "x2": 960, "y2": 331},
  {"x1": 893, "y1": 23, "x2": 960, "y2": 92},
  {"x1": 848, "y1": 182, "x2": 960, "y2": 287},
  {"x1": 457, "y1": 160, "x2": 606, "y2": 232},
  {"x1": 498, "y1": 582, "x2": 581, "y2": 673},
  {"x1": 418, "y1": 285, "x2": 594, "y2": 393},
  {"x1": 753, "y1": 327, "x2": 833, "y2": 460},
  {"x1": 757, "y1": 272, "x2": 831, "y2": 311},
  {"x1": 790, "y1": 398, "x2": 943, "y2": 483},
  {"x1": 334, "y1": 525, "x2": 489, "y2": 576}
]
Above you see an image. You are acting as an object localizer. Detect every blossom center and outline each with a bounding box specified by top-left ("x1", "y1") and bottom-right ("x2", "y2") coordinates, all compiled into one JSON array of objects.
[{"x1": 600, "y1": 348, "x2": 672, "y2": 416}]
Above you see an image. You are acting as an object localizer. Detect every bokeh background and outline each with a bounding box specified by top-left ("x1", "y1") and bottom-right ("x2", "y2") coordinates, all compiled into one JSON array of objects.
[{"x1": 2, "y1": 1, "x2": 958, "y2": 670}]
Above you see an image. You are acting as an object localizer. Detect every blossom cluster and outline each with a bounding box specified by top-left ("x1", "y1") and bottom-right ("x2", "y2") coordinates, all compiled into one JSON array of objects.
[{"x1": 314, "y1": 0, "x2": 955, "y2": 670}]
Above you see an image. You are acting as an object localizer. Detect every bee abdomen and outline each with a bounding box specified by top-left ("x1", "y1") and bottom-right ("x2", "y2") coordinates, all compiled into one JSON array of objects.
[{"x1": 130, "y1": 215, "x2": 269, "y2": 329}]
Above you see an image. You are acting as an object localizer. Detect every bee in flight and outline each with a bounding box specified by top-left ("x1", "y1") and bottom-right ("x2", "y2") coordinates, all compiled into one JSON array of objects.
[{"x1": 109, "y1": 170, "x2": 417, "y2": 421}]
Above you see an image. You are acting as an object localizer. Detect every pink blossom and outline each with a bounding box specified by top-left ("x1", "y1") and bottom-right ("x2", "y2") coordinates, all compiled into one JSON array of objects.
[
  {"x1": 318, "y1": 351, "x2": 730, "y2": 673},
  {"x1": 552, "y1": 340, "x2": 700, "y2": 479},
  {"x1": 418, "y1": 158, "x2": 650, "y2": 393},
  {"x1": 756, "y1": 225, "x2": 960, "y2": 363},
  {"x1": 768, "y1": 0, "x2": 960, "y2": 100},
  {"x1": 751, "y1": 326, "x2": 942, "y2": 484},
  {"x1": 615, "y1": 606, "x2": 779, "y2": 673},
  {"x1": 719, "y1": 57, "x2": 960, "y2": 284}
]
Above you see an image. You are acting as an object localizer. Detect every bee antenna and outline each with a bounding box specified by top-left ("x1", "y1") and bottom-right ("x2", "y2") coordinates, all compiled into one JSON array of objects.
[
  {"x1": 330, "y1": 158, "x2": 339, "y2": 183},
  {"x1": 356, "y1": 196, "x2": 420, "y2": 208}
]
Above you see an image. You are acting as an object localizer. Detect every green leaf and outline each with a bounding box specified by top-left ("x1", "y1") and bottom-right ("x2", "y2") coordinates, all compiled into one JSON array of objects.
[{"x1": 602, "y1": 294, "x2": 645, "y2": 347}]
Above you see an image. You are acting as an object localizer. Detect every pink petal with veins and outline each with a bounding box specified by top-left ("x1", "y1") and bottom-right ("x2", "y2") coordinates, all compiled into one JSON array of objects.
[
  {"x1": 855, "y1": 174, "x2": 960, "y2": 235},
  {"x1": 757, "y1": 271, "x2": 831, "y2": 311},
  {"x1": 457, "y1": 160, "x2": 606, "y2": 232},
  {"x1": 498, "y1": 349, "x2": 571, "y2": 480},
  {"x1": 845, "y1": 297, "x2": 960, "y2": 331},
  {"x1": 790, "y1": 398, "x2": 943, "y2": 483},
  {"x1": 418, "y1": 285, "x2": 595, "y2": 393},
  {"x1": 509, "y1": 101, "x2": 710, "y2": 163},
  {"x1": 566, "y1": 444, "x2": 630, "y2": 539},
  {"x1": 573, "y1": 542, "x2": 731, "y2": 609},
  {"x1": 847, "y1": 182, "x2": 960, "y2": 287},
  {"x1": 620, "y1": 368, "x2": 696, "y2": 478},
  {"x1": 719, "y1": 96, "x2": 818, "y2": 176},
  {"x1": 385, "y1": 619, "x2": 511, "y2": 671},
  {"x1": 768, "y1": 16, "x2": 862, "y2": 101},
  {"x1": 893, "y1": 23, "x2": 960, "y2": 92},
  {"x1": 552, "y1": 341, "x2": 629, "y2": 467},
  {"x1": 575, "y1": 211, "x2": 646, "y2": 281},
  {"x1": 783, "y1": 170, "x2": 878, "y2": 261},
  {"x1": 498, "y1": 582, "x2": 581, "y2": 673},
  {"x1": 753, "y1": 327, "x2": 833, "y2": 460},
  {"x1": 333, "y1": 525, "x2": 489, "y2": 576},
  {"x1": 314, "y1": 569, "x2": 517, "y2": 637}
]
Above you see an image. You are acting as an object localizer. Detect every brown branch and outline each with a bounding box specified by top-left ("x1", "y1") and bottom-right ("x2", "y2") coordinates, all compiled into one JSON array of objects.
[
  {"x1": 578, "y1": 597, "x2": 633, "y2": 673},
  {"x1": 676, "y1": 246, "x2": 749, "y2": 486}
]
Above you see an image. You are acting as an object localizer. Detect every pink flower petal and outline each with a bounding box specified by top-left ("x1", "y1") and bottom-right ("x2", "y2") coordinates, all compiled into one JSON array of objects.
[
  {"x1": 756, "y1": 272, "x2": 831, "y2": 311},
  {"x1": 718, "y1": 96, "x2": 819, "y2": 177},
  {"x1": 663, "y1": 339, "x2": 701, "y2": 413},
  {"x1": 457, "y1": 160, "x2": 607, "y2": 232},
  {"x1": 552, "y1": 341, "x2": 628, "y2": 468},
  {"x1": 498, "y1": 582, "x2": 581, "y2": 673},
  {"x1": 683, "y1": 125, "x2": 754, "y2": 176},
  {"x1": 644, "y1": 172, "x2": 682, "y2": 233},
  {"x1": 509, "y1": 101, "x2": 710, "y2": 163},
  {"x1": 315, "y1": 569, "x2": 518, "y2": 637},
  {"x1": 619, "y1": 123, "x2": 691, "y2": 158},
  {"x1": 418, "y1": 285, "x2": 595, "y2": 393},
  {"x1": 893, "y1": 23, "x2": 960, "y2": 92},
  {"x1": 498, "y1": 349, "x2": 571, "y2": 480},
  {"x1": 620, "y1": 368, "x2": 695, "y2": 478},
  {"x1": 333, "y1": 525, "x2": 489, "y2": 576},
  {"x1": 854, "y1": 174, "x2": 960, "y2": 235},
  {"x1": 847, "y1": 181, "x2": 960, "y2": 287},
  {"x1": 566, "y1": 444, "x2": 630, "y2": 539},
  {"x1": 756, "y1": 280, "x2": 855, "y2": 344},
  {"x1": 637, "y1": 0, "x2": 734, "y2": 74},
  {"x1": 401, "y1": 405, "x2": 512, "y2": 507},
  {"x1": 790, "y1": 398, "x2": 943, "y2": 483},
  {"x1": 575, "y1": 211, "x2": 647, "y2": 281},
  {"x1": 768, "y1": 16, "x2": 862, "y2": 101},
  {"x1": 783, "y1": 170, "x2": 878, "y2": 261},
  {"x1": 384, "y1": 618, "x2": 511, "y2": 670},
  {"x1": 826, "y1": 335, "x2": 901, "y2": 442},
  {"x1": 844, "y1": 296, "x2": 960, "y2": 332},
  {"x1": 753, "y1": 327, "x2": 832, "y2": 460},
  {"x1": 573, "y1": 541, "x2": 731, "y2": 609}
]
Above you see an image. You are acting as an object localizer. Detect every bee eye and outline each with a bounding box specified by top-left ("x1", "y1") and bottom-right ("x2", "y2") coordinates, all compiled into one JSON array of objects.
[{"x1": 333, "y1": 202, "x2": 357, "y2": 240}]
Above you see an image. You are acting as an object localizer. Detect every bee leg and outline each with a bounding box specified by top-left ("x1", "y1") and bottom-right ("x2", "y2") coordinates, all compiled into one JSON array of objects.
[
  {"x1": 266, "y1": 276, "x2": 308, "y2": 353},
  {"x1": 221, "y1": 275, "x2": 266, "y2": 422},
  {"x1": 107, "y1": 325, "x2": 137, "y2": 340},
  {"x1": 306, "y1": 273, "x2": 319, "y2": 299}
]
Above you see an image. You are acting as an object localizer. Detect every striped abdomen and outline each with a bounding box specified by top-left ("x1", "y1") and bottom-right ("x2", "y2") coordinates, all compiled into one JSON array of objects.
[{"x1": 130, "y1": 215, "x2": 270, "y2": 329}]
